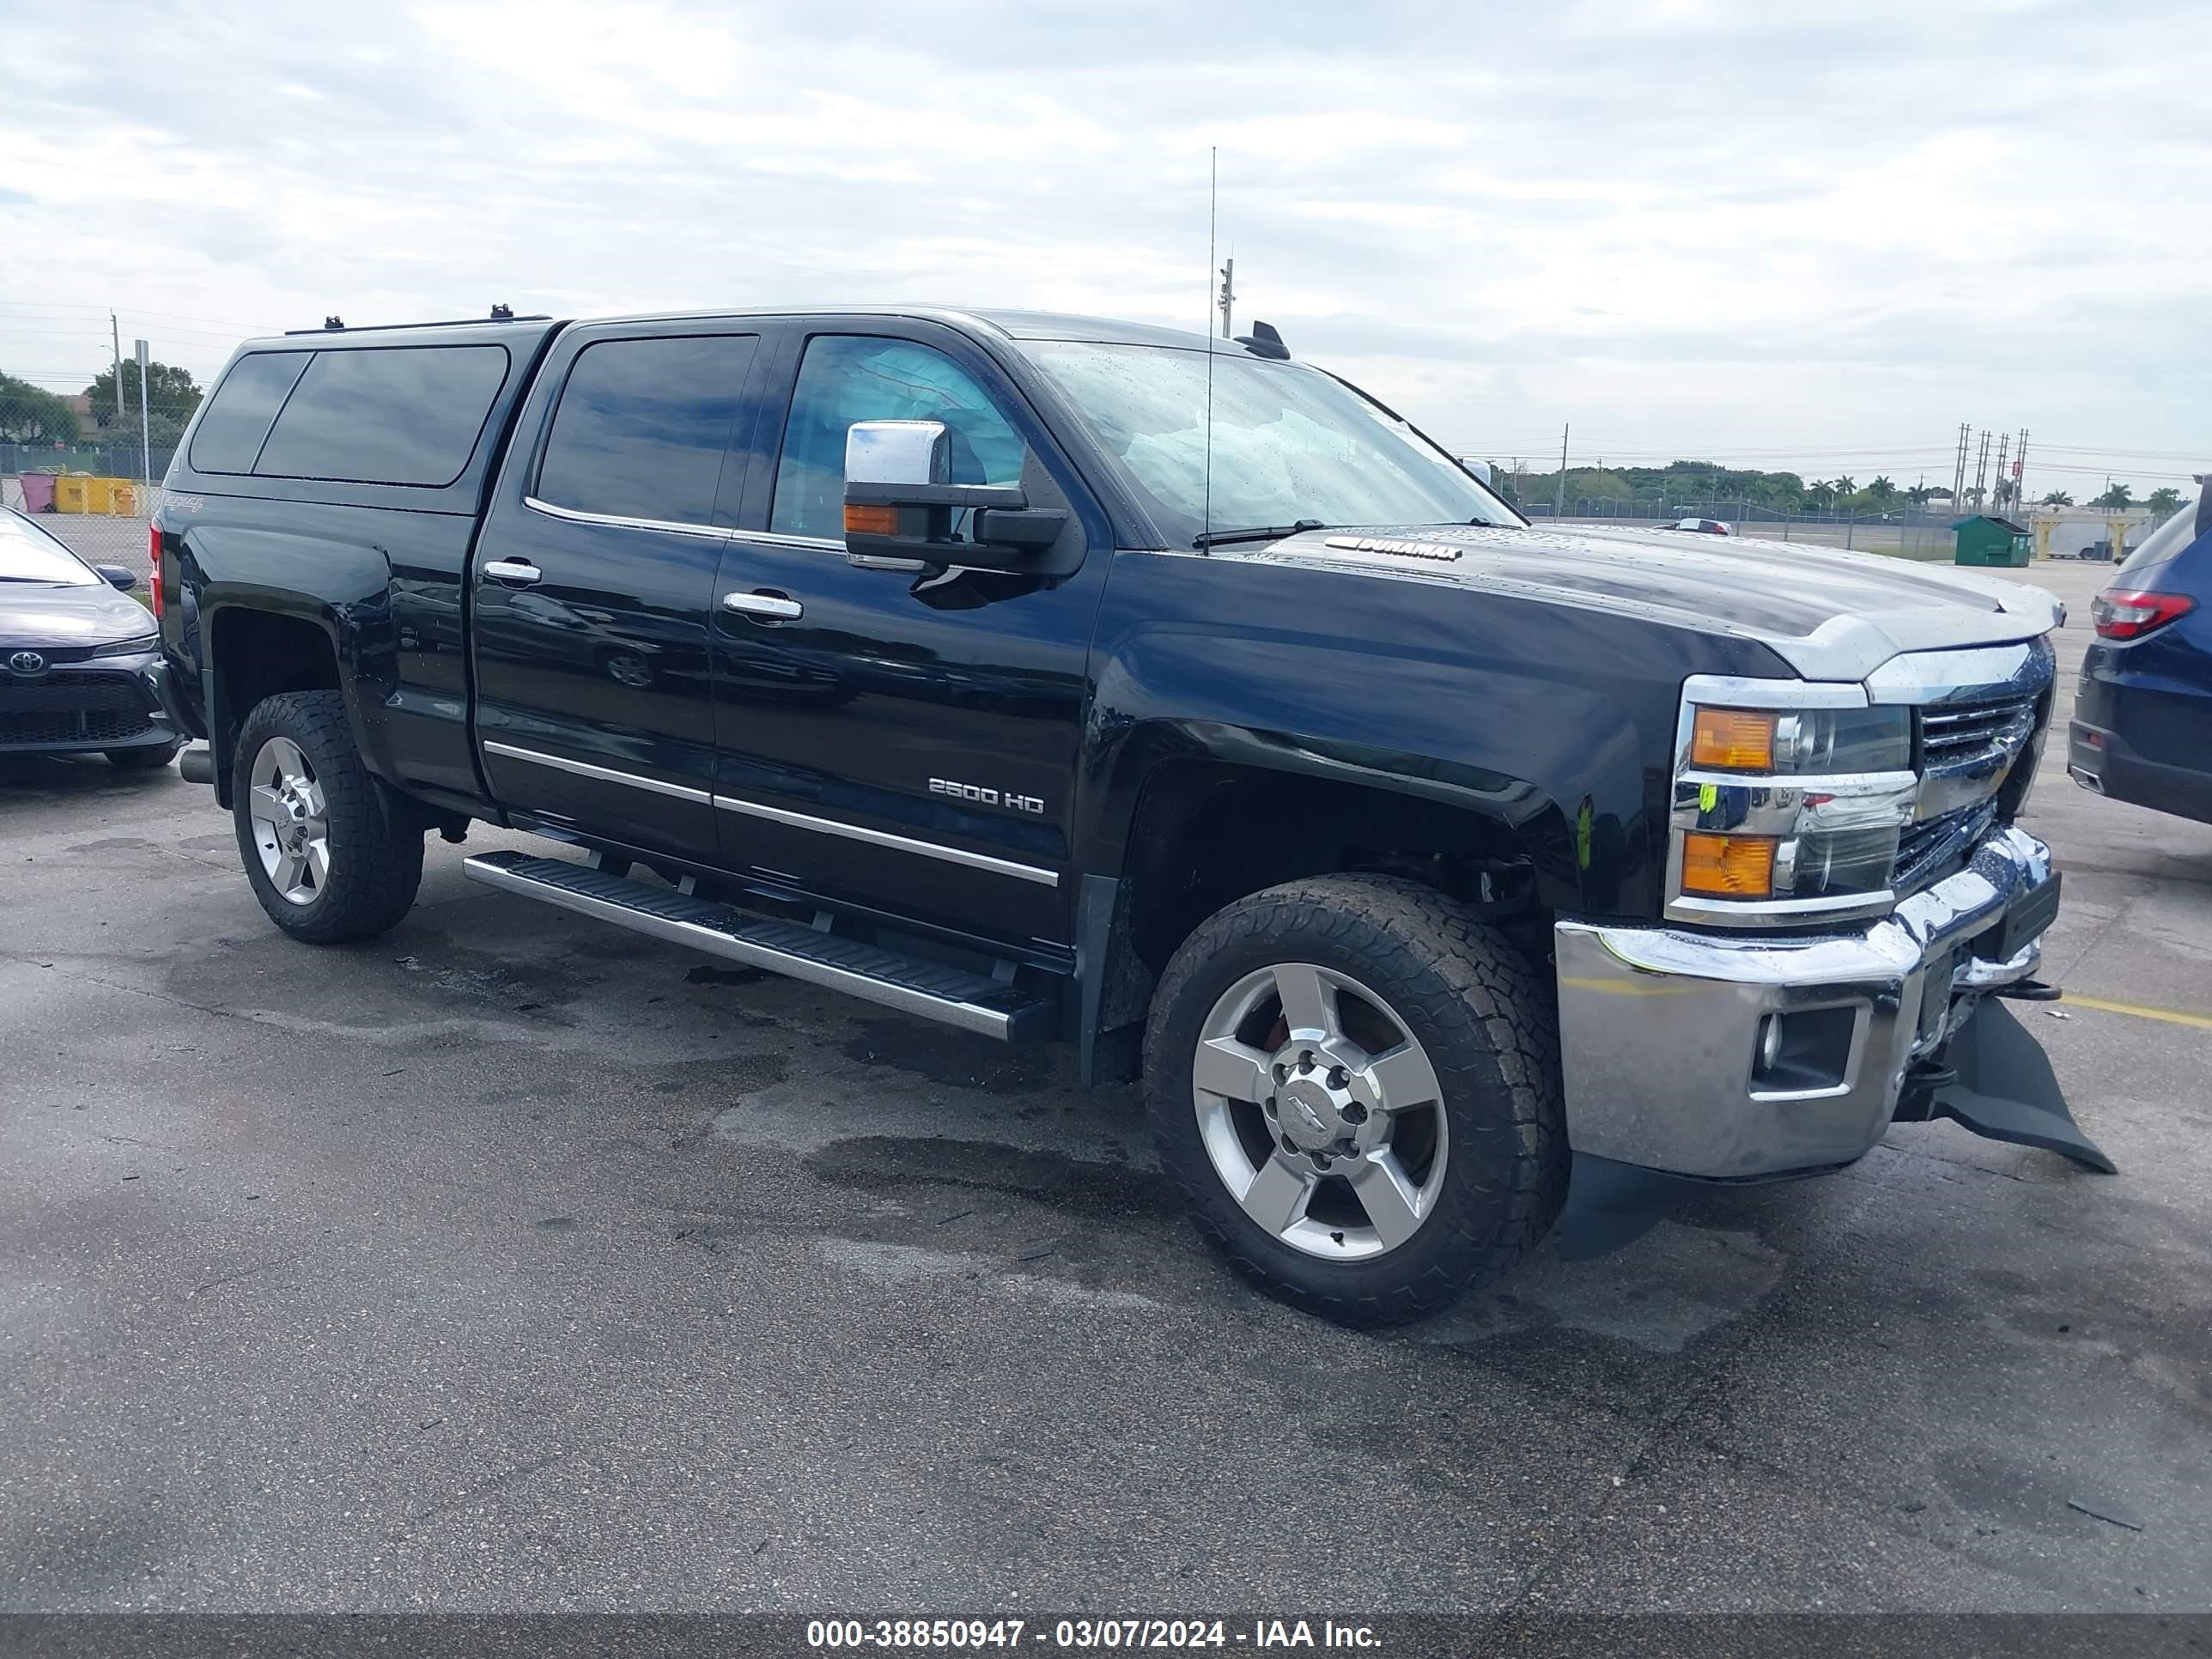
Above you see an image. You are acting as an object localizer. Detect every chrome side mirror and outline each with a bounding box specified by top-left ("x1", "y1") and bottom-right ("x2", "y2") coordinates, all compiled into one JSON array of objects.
[
  {"x1": 842, "y1": 418, "x2": 1064, "y2": 569},
  {"x1": 845, "y1": 419, "x2": 951, "y2": 489}
]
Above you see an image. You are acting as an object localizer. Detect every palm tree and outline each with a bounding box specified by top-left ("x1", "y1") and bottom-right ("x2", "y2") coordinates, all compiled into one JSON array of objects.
[
  {"x1": 1806, "y1": 479, "x2": 1836, "y2": 511},
  {"x1": 1906, "y1": 484, "x2": 1936, "y2": 507},
  {"x1": 2040, "y1": 490, "x2": 2074, "y2": 507},
  {"x1": 2093, "y1": 483, "x2": 2135, "y2": 511},
  {"x1": 2147, "y1": 487, "x2": 2185, "y2": 517},
  {"x1": 1869, "y1": 476, "x2": 1898, "y2": 504}
]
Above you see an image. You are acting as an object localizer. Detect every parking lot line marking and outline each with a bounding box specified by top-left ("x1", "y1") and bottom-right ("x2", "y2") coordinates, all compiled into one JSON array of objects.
[{"x1": 2061, "y1": 993, "x2": 2212, "y2": 1032}]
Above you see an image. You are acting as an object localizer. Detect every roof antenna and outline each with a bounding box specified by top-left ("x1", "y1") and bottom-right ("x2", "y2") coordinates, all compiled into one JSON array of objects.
[
  {"x1": 1201, "y1": 146, "x2": 1217, "y2": 555},
  {"x1": 1235, "y1": 319, "x2": 1288, "y2": 360},
  {"x1": 489, "y1": 302, "x2": 514, "y2": 320}
]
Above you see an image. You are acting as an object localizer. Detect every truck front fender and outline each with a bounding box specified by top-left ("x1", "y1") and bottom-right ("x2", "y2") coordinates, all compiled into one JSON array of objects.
[{"x1": 1078, "y1": 624, "x2": 1656, "y2": 917}]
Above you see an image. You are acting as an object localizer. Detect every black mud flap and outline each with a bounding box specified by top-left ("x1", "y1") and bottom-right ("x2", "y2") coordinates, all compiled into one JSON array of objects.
[
  {"x1": 1550, "y1": 1155, "x2": 1708, "y2": 1261},
  {"x1": 1933, "y1": 997, "x2": 2117, "y2": 1174}
]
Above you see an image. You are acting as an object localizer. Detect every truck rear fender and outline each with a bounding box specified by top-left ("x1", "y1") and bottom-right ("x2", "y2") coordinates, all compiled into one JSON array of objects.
[{"x1": 182, "y1": 524, "x2": 393, "y2": 807}]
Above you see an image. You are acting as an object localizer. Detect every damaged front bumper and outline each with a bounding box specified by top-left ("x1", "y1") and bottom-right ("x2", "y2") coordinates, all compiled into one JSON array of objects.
[{"x1": 1553, "y1": 825, "x2": 2106, "y2": 1182}]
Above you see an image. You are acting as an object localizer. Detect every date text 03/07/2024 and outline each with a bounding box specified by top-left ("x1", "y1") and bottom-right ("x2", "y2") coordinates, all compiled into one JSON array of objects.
[{"x1": 805, "y1": 1618, "x2": 1382, "y2": 1649}]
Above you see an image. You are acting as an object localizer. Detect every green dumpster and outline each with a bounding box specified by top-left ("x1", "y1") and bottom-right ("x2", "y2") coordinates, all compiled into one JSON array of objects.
[{"x1": 1952, "y1": 515, "x2": 2032, "y2": 567}]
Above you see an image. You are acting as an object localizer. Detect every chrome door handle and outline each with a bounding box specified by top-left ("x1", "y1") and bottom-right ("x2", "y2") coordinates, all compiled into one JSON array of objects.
[
  {"x1": 722, "y1": 591, "x2": 803, "y2": 620},
  {"x1": 483, "y1": 558, "x2": 542, "y2": 586}
]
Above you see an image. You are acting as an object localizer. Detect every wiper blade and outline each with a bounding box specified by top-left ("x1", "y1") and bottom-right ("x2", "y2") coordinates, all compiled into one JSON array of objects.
[{"x1": 1192, "y1": 520, "x2": 1328, "y2": 550}]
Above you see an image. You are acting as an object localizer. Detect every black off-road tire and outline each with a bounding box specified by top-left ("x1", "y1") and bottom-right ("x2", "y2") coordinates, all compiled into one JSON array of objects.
[
  {"x1": 1145, "y1": 875, "x2": 1567, "y2": 1327},
  {"x1": 106, "y1": 741, "x2": 182, "y2": 770},
  {"x1": 232, "y1": 690, "x2": 423, "y2": 945}
]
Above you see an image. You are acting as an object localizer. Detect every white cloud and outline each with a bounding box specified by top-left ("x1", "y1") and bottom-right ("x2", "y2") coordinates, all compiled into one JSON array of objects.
[{"x1": 1, "y1": 0, "x2": 2205, "y2": 489}]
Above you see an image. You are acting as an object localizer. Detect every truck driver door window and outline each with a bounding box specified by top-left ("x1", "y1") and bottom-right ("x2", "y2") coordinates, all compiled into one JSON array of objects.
[{"x1": 768, "y1": 337, "x2": 1026, "y2": 541}]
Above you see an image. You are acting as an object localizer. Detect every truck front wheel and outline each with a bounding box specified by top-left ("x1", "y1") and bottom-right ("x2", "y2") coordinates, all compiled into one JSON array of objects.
[
  {"x1": 1144, "y1": 875, "x2": 1568, "y2": 1327},
  {"x1": 231, "y1": 690, "x2": 424, "y2": 945}
]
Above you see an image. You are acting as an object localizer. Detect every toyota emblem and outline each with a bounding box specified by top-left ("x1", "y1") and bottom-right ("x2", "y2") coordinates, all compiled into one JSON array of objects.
[{"x1": 7, "y1": 650, "x2": 46, "y2": 676}]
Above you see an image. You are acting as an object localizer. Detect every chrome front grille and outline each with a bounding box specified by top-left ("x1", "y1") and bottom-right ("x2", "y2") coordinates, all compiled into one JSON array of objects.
[
  {"x1": 1892, "y1": 801, "x2": 1999, "y2": 896},
  {"x1": 1919, "y1": 690, "x2": 2040, "y2": 770},
  {"x1": 1876, "y1": 637, "x2": 2056, "y2": 896}
]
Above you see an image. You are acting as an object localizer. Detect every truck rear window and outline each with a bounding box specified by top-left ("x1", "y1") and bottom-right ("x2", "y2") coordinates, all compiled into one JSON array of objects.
[
  {"x1": 187, "y1": 351, "x2": 312, "y2": 475},
  {"x1": 252, "y1": 345, "x2": 510, "y2": 487}
]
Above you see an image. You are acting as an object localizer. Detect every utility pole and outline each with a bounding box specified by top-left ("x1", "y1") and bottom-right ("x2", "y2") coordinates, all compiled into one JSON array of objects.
[
  {"x1": 1972, "y1": 429, "x2": 1992, "y2": 508},
  {"x1": 2014, "y1": 428, "x2": 2029, "y2": 513},
  {"x1": 1554, "y1": 423, "x2": 1569, "y2": 520},
  {"x1": 1991, "y1": 431, "x2": 2010, "y2": 511},
  {"x1": 111, "y1": 313, "x2": 125, "y2": 425},
  {"x1": 1217, "y1": 257, "x2": 1235, "y2": 339},
  {"x1": 134, "y1": 339, "x2": 151, "y2": 483},
  {"x1": 1952, "y1": 422, "x2": 1971, "y2": 507}
]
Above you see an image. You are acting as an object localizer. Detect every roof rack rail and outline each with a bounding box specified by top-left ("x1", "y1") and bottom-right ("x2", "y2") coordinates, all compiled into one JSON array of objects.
[{"x1": 284, "y1": 306, "x2": 551, "y2": 337}]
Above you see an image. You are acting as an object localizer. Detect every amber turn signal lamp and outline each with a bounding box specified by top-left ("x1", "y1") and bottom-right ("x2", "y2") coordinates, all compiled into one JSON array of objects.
[
  {"x1": 1690, "y1": 708, "x2": 1777, "y2": 770},
  {"x1": 1680, "y1": 832, "x2": 1778, "y2": 898},
  {"x1": 844, "y1": 503, "x2": 899, "y2": 536}
]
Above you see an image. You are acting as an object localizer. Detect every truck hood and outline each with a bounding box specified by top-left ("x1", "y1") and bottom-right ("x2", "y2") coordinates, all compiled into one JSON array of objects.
[{"x1": 1228, "y1": 522, "x2": 2063, "y2": 682}]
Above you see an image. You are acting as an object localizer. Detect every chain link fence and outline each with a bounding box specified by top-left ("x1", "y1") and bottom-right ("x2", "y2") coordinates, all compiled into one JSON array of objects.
[
  {"x1": 0, "y1": 440, "x2": 176, "y2": 479},
  {"x1": 2, "y1": 471, "x2": 167, "y2": 574},
  {"x1": 3, "y1": 364, "x2": 175, "y2": 575},
  {"x1": 1524, "y1": 499, "x2": 1960, "y2": 561}
]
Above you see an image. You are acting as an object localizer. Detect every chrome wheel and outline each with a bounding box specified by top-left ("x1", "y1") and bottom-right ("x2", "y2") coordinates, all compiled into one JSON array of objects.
[
  {"x1": 1190, "y1": 962, "x2": 1449, "y2": 1261},
  {"x1": 245, "y1": 736, "x2": 330, "y2": 906}
]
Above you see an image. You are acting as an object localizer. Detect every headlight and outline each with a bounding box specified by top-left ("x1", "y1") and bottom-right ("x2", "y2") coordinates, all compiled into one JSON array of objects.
[
  {"x1": 1678, "y1": 825, "x2": 1900, "y2": 903},
  {"x1": 1687, "y1": 705, "x2": 1909, "y2": 775},
  {"x1": 91, "y1": 633, "x2": 159, "y2": 656},
  {"x1": 1671, "y1": 684, "x2": 1914, "y2": 921}
]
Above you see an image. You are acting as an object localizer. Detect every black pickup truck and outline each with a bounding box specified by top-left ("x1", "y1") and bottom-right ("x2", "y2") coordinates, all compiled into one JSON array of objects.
[{"x1": 150, "y1": 305, "x2": 2106, "y2": 1324}]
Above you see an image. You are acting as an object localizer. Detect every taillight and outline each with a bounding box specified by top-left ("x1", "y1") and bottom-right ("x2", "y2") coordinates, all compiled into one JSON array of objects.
[
  {"x1": 2091, "y1": 588, "x2": 2195, "y2": 640},
  {"x1": 148, "y1": 524, "x2": 162, "y2": 622}
]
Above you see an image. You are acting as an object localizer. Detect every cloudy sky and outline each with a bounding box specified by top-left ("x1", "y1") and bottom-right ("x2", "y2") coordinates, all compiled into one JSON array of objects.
[{"x1": 3, "y1": 0, "x2": 2205, "y2": 495}]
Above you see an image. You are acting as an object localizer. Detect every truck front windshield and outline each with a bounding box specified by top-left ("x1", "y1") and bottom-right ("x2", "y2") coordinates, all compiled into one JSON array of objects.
[{"x1": 1024, "y1": 341, "x2": 1522, "y2": 547}]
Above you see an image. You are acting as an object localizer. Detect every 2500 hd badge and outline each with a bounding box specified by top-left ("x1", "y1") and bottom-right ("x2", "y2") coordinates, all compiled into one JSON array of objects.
[{"x1": 930, "y1": 775, "x2": 1048, "y2": 815}]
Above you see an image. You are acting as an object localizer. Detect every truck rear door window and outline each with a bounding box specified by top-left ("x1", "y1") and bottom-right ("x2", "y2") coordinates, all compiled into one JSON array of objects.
[
  {"x1": 252, "y1": 345, "x2": 510, "y2": 487},
  {"x1": 533, "y1": 334, "x2": 759, "y2": 527},
  {"x1": 187, "y1": 351, "x2": 313, "y2": 475}
]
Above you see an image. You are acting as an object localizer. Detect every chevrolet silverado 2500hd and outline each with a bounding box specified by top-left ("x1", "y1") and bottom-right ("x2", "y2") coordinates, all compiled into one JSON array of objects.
[{"x1": 150, "y1": 306, "x2": 2107, "y2": 1324}]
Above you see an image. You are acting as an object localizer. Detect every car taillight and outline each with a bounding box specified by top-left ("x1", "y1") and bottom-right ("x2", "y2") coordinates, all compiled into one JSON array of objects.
[
  {"x1": 2091, "y1": 588, "x2": 2194, "y2": 640},
  {"x1": 148, "y1": 523, "x2": 162, "y2": 622}
]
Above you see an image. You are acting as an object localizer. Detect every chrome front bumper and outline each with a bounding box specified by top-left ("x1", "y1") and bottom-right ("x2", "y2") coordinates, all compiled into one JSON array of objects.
[{"x1": 1553, "y1": 825, "x2": 2057, "y2": 1180}]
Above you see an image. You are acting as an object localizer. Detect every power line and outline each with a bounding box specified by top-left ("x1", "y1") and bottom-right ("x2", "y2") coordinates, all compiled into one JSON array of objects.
[{"x1": 0, "y1": 300, "x2": 281, "y2": 332}]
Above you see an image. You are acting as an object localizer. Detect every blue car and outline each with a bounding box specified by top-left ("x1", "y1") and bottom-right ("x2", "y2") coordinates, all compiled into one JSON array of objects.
[{"x1": 2069, "y1": 487, "x2": 2212, "y2": 823}]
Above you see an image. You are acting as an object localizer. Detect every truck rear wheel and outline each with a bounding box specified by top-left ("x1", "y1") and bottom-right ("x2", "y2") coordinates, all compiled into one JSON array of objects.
[
  {"x1": 232, "y1": 690, "x2": 423, "y2": 945},
  {"x1": 1144, "y1": 875, "x2": 1567, "y2": 1327}
]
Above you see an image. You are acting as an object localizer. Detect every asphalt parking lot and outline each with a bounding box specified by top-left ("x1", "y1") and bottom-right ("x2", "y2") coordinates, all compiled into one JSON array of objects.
[{"x1": 3, "y1": 557, "x2": 2208, "y2": 1614}]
